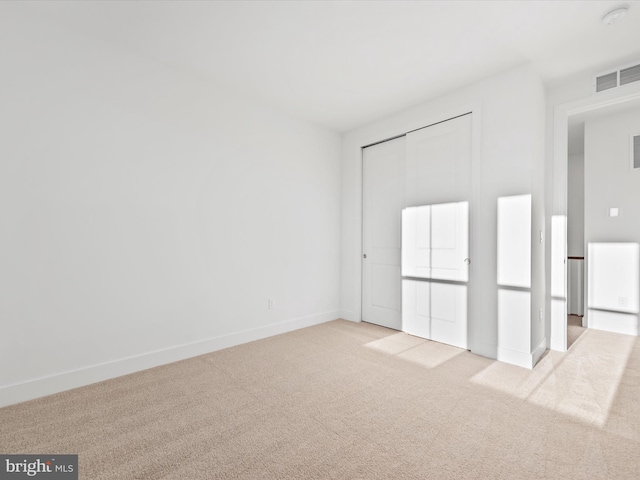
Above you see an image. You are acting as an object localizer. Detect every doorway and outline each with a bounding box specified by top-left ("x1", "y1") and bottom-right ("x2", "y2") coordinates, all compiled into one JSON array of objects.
[
  {"x1": 566, "y1": 120, "x2": 586, "y2": 348},
  {"x1": 552, "y1": 87, "x2": 640, "y2": 351}
]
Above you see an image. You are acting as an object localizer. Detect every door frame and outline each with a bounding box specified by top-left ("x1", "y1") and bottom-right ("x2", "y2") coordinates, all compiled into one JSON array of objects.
[
  {"x1": 358, "y1": 105, "x2": 482, "y2": 344},
  {"x1": 551, "y1": 84, "x2": 640, "y2": 351}
]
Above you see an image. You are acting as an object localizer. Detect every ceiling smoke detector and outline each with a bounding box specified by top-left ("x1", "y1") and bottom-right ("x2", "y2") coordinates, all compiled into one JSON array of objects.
[{"x1": 601, "y1": 5, "x2": 629, "y2": 25}]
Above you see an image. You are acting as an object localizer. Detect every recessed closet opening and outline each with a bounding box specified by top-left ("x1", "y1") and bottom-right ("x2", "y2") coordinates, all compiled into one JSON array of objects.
[{"x1": 361, "y1": 113, "x2": 474, "y2": 350}]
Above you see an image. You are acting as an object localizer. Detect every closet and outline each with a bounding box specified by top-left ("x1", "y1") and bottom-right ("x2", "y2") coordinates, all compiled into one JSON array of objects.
[{"x1": 362, "y1": 114, "x2": 473, "y2": 348}]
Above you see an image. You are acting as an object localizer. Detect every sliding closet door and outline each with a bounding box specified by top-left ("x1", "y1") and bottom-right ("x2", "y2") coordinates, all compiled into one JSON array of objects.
[
  {"x1": 405, "y1": 114, "x2": 472, "y2": 207},
  {"x1": 362, "y1": 137, "x2": 405, "y2": 330},
  {"x1": 403, "y1": 114, "x2": 472, "y2": 349}
]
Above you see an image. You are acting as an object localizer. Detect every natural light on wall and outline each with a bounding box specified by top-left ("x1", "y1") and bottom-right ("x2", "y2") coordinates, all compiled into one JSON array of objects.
[
  {"x1": 550, "y1": 215, "x2": 567, "y2": 351},
  {"x1": 496, "y1": 195, "x2": 532, "y2": 368},
  {"x1": 401, "y1": 201, "x2": 469, "y2": 350},
  {"x1": 497, "y1": 195, "x2": 531, "y2": 288},
  {"x1": 588, "y1": 242, "x2": 640, "y2": 335}
]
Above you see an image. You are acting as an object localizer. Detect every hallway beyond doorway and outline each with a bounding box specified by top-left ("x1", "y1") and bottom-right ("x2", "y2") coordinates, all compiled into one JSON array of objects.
[{"x1": 567, "y1": 314, "x2": 586, "y2": 349}]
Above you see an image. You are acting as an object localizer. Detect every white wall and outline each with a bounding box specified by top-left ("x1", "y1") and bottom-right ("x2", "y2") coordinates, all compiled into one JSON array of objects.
[
  {"x1": 340, "y1": 65, "x2": 546, "y2": 368},
  {"x1": 0, "y1": 11, "x2": 341, "y2": 406},
  {"x1": 583, "y1": 108, "x2": 640, "y2": 334},
  {"x1": 567, "y1": 153, "x2": 585, "y2": 257},
  {"x1": 585, "y1": 108, "x2": 640, "y2": 244}
]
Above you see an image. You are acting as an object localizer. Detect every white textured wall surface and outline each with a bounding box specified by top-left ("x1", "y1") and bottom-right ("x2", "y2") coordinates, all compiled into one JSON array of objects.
[
  {"x1": 0, "y1": 11, "x2": 341, "y2": 405},
  {"x1": 585, "y1": 108, "x2": 640, "y2": 245}
]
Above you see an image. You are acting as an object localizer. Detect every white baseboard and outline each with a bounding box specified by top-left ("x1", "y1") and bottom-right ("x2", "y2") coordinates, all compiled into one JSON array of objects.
[
  {"x1": 532, "y1": 337, "x2": 547, "y2": 367},
  {"x1": 497, "y1": 337, "x2": 547, "y2": 369},
  {"x1": 497, "y1": 347, "x2": 532, "y2": 369},
  {"x1": 589, "y1": 310, "x2": 639, "y2": 336},
  {"x1": 0, "y1": 311, "x2": 339, "y2": 408}
]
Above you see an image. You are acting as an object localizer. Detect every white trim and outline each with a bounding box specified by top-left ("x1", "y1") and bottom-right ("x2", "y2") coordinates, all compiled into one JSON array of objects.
[
  {"x1": 496, "y1": 337, "x2": 546, "y2": 369},
  {"x1": 532, "y1": 337, "x2": 547, "y2": 367},
  {"x1": 631, "y1": 133, "x2": 640, "y2": 170},
  {"x1": 497, "y1": 346, "x2": 533, "y2": 369},
  {"x1": 551, "y1": 82, "x2": 640, "y2": 352},
  {"x1": 0, "y1": 311, "x2": 339, "y2": 408},
  {"x1": 589, "y1": 310, "x2": 639, "y2": 336}
]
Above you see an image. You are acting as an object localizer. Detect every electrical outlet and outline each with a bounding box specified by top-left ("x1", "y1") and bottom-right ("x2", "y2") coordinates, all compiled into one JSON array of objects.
[{"x1": 268, "y1": 298, "x2": 275, "y2": 309}]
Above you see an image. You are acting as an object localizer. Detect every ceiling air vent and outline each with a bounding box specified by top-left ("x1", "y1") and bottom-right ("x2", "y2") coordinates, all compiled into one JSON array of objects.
[
  {"x1": 621, "y1": 64, "x2": 640, "y2": 86},
  {"x1": 594, "y1": 61, "x2": 640, "y2": 93},
  {"x1": 596, "y1": 71, "x2": 618, "y2": 92},
  {"x1": 633, "y1": 134, "x2": 640, "y2": 170}
]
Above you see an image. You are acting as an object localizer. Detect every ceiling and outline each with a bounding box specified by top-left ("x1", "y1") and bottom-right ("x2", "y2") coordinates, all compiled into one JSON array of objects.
[{"x1": 10, "y1": 0, "x2": 640, "y2": 132}]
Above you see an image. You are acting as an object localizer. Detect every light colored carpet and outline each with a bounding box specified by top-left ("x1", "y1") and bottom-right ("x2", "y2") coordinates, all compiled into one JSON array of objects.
[{"x1": 1, "y1": 319, "x2": 640, "y2": 479}]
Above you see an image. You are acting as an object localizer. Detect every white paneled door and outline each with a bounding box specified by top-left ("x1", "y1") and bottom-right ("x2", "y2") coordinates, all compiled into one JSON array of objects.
[
  {"x1": 362, "y1": 136, "x2": 405, "y2": 330},
  {"x1": 402, "y1": 202, "x2": 469, "y2": 282},
  {"x1": 431, "y1": 201, "x2": 469, "y2": 283},
  {"x1": 402, "y1": 114, "x2": 472, "y2": 349},
  {"x1": 402, "y1": 202, "x2": 469, "y2": 349},
  {"x1": 403, "y1": 279, "x2": 468, "y2": 349}
]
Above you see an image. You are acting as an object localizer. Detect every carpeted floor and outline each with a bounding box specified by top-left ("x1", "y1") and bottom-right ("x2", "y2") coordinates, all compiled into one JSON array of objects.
[{"x1": 1, "y1": 319, "x2": 639, "y2": 479}]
